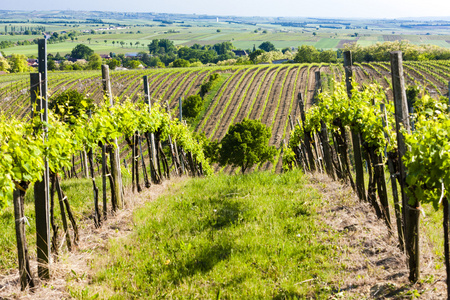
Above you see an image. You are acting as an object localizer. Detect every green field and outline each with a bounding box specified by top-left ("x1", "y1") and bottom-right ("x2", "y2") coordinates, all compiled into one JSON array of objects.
[{"x1": 2, "y1": 12, "x2": 450, "y2": 57}]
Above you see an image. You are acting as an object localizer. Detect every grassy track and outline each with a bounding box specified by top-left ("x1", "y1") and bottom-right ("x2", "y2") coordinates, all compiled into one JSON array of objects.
[{"x1": 71, "y1": 170, "x2": 344, "y2": 299}]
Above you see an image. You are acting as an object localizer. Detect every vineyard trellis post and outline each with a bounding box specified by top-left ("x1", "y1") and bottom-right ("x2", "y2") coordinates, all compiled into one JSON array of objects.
[
  {"x1": 143, "y1": 76, "x2": 159, "y2": 182},
  {"x1": 102, "y1": 65, "x2": 123, "y2": 209},
  {"x1": 178, "y1": 97, "x2": 185, "y2": 174},
  {"x1": 179, "y1": 97, "x2": 182, "y2": 122},
  {"x1": 315, "y1": 71, "x2": 335, "y2": 179},
  {"x1": 390, "y1": 50, "x2": 419, "y2": 282},
  {"x1": 298, "y1": 92, "x2": 316, "y2": 172},
  {"x1": 445, "y1": 80, "x2": 450, "y2": 298},
  {"x1": 381, "y1": 103, "x2": 405, "y2": 251},
  {"x1": 34, "y1": 38, "x2": 50, "y2": 280},
  {"x1": 344, "y1": 50, "x2": 366, "y2": 202}
]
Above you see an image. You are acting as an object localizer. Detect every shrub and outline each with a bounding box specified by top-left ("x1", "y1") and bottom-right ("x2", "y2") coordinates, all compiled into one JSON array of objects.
[
  {"x1": 219, "y1": 118, "x2": 277, "y2": 173},
  {"x1": 183, "y1": 95, "x2": 203, "y2": 120}
]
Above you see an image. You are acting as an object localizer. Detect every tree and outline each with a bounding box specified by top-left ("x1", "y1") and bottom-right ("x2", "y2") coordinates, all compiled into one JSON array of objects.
[
  {"x1": 127, "y1": 60, "x2": 141, "y2": 69},
  {"x1": 213, "y1": 41, "x2": 234, "y2": 55},
  {"x1": 294, "y1": 45, "x2": 319, "y2": 63},
  {"x1": 219, "y1": 119, "x2": 277, "y2": 173},
  {"x1": 8, "y1": 54, "x2": 28, "y2": 73},
  {"x1": 318, "y1": 50, "x2": 337, "y2": 63},
  {"x1": 249, "y1": 49, "x2": 265, "y2": 63},
  {"x1": 107, "y1": 58, "x2": 120, "y2": 70},
  {"x1": 47, "y1": 59, "x2": 57, "y2": 71},
  {"x1": 70, "y1": 44, "x2": 94, "y2": 59},
  {"x1": 183, "y1": 95, "x2": 203, "y2": 120},
  {"x1": 0, "y1": 57, "x2": 10, "y2": 72},
  {"x1": 259, "y1": 41, "x2": 276, "y2": 52},
  {"x1": 148, "y1": 39, "x2": 176, "y2": 55},
  {"x1": 87, "y1": 53, "x2": 102, "y2": 70},
  {"x1": 172, "y1": 58, "x2": 190, "y2": 68},
  {"x1": 87, "y1": 38, "x2": 91, "y2": 44}
]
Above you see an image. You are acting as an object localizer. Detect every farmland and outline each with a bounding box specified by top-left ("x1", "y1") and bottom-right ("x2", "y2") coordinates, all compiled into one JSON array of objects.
[{"x1": 3, "y1": 10, "x2": 450, "y2": 58}]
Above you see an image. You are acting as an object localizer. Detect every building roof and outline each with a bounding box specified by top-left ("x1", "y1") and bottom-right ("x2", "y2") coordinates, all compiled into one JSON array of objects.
[{"x1": 232, "y1": 50, "x2": 248, "y2": 57}]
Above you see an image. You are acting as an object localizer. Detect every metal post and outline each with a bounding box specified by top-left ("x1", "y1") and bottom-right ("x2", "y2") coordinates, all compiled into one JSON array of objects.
[{"x1": 34, "y1": 39, "x2": 50, "y2": 279}]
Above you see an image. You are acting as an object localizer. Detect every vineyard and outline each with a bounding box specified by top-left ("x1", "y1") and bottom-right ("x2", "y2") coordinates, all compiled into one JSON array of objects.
[
  {"x1": 1, "y1": 59, "x2": 450, "y2": 173},
  {"x1": 4, "y1": 53, "x2": 450, "y2": 297}
]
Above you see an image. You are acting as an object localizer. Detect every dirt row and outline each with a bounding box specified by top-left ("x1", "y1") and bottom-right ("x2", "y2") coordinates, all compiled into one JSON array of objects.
[
  {"x1": 202, "y1": 68, "x2": 247, "y2": 138},
  {"x1": 212, "y1": 67, "x2": 260, "y2": 141}
]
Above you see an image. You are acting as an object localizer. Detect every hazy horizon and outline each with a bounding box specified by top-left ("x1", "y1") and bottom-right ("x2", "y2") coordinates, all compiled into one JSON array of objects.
[{"x1": 2, "y1": 0, "x2": 450, "y2": 20}]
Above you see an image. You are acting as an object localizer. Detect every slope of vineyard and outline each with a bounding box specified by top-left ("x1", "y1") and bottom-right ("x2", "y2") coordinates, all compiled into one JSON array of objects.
[{"x1": 1, "y1": 61, "x2": 449, "y2": 172}]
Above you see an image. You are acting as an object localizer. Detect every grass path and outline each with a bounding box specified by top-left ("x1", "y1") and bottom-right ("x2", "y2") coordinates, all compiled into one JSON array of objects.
[{"x1": 1, "y1": 172, "x2": 447, "y2": 299}]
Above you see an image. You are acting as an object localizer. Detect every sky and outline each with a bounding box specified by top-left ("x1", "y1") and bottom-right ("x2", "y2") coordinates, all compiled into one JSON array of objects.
[{"x1": 2, "y1": 0, "x2": 450, "y2": 19}]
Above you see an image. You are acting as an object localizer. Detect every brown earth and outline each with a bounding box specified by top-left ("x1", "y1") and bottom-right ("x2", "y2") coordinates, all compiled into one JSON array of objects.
[{"x1": 212, "y1": 67, "x2": 259, "y2": 141}]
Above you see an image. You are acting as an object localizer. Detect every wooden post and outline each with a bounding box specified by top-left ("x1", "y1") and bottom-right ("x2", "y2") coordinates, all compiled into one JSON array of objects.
[
  {"x1": 87, "y1": 149, "x2": 100, "y2": 224},
  {"x1": 30, "y1": 73, "x2": 41, "y2": 119},
  {"x1": 391, "y1": 51, "x2": 419, "y2": 282},
  {"x1": 179, "y1": 97, "x2": 183, "y2": 122},
  {"x1": 34, "y1": 38, "x2": 50, "y2": 279},
  {"x1": 143, "y1": 76, "x2": 158, "y2": 181},
  {"x1": 55, "y1": 175, "x2": 72, "y2": 251},
  {"x1": 313, "y1": 71, "x2": 321, "y2": 104},
  {"x1": 344, "y1": 50, "x2": 366, "y2": 202},
  {"x1": 381, "y1": 103, "x2": 405, "y2": 251},
  {"x1": 319, "y1": 120, "x2": 335, "y2": 180},
  {"x1": 298, "y1": 93, "x2": 316, "y2": 172},
  {"x1": 166, "y1": 101, "x2": 181, "y2": 175},
  {"x1": 83, "y1": 150, "x2": 89, "y2": 178},
  {"x1": 13, "y1": 184, "x2": 35, "y2": 290},
  {"x1": 444, "y1": 198, "x2": 450, "y2": 299},
  {"x1": 445, "y1": 82, "x2": 450, "y2": 299},
  {"x1": 102, "y1": 65, "x2": 123, "y2": 208},
  {"x1": 101, "y1": 144, "x2": 107, "y2": 222}
]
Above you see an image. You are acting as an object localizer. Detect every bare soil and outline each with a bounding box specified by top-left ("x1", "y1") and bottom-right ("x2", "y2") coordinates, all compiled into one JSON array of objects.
[
  {"x1": 202, "y1": 69, "x2": 246, "y2": 138},
  {"x1": 233, "y1": 66, "x2": 270, "y2": 124},
  {"x1": 212, "y1": 67, "x2": 259, "y2": 141},
  {"x1": 247, "y1": 67, "x2": 279, "y2": 120}
]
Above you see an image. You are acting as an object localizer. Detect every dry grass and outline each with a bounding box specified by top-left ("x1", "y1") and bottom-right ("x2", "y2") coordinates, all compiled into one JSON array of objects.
[
  {"x1": 307, "y1": 173, "x2": 446, "y2": 299},
  {"x1": 0, "y1": 177, "x2": 184, "y2": 300}
]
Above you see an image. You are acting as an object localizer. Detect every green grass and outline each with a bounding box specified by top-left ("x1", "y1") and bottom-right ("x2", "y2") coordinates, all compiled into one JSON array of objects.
[
  {"x1": 314, "y1": 38, "x2": 340, "y2": 49},
  {"x1": 71, "y1": 170, "x2": 344, "y2": 299}
]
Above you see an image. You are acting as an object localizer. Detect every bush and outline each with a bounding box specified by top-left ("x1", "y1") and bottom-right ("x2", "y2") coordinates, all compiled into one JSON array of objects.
[
  {"x1": 218, "y1": 118, "x2": 277, "y2": 173},
  {"x1": 183, "y1": 95, "x2": 203, "y2": 120},
  {"x1": 172, "y1": 58, "x2": 190, "y2": 68},
  {"x1": 49, "y1": 89, "x2": 95, "y2": 123},
  {"x1": 200, "y1": 73, "x2": 220, "y2": 96}
]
